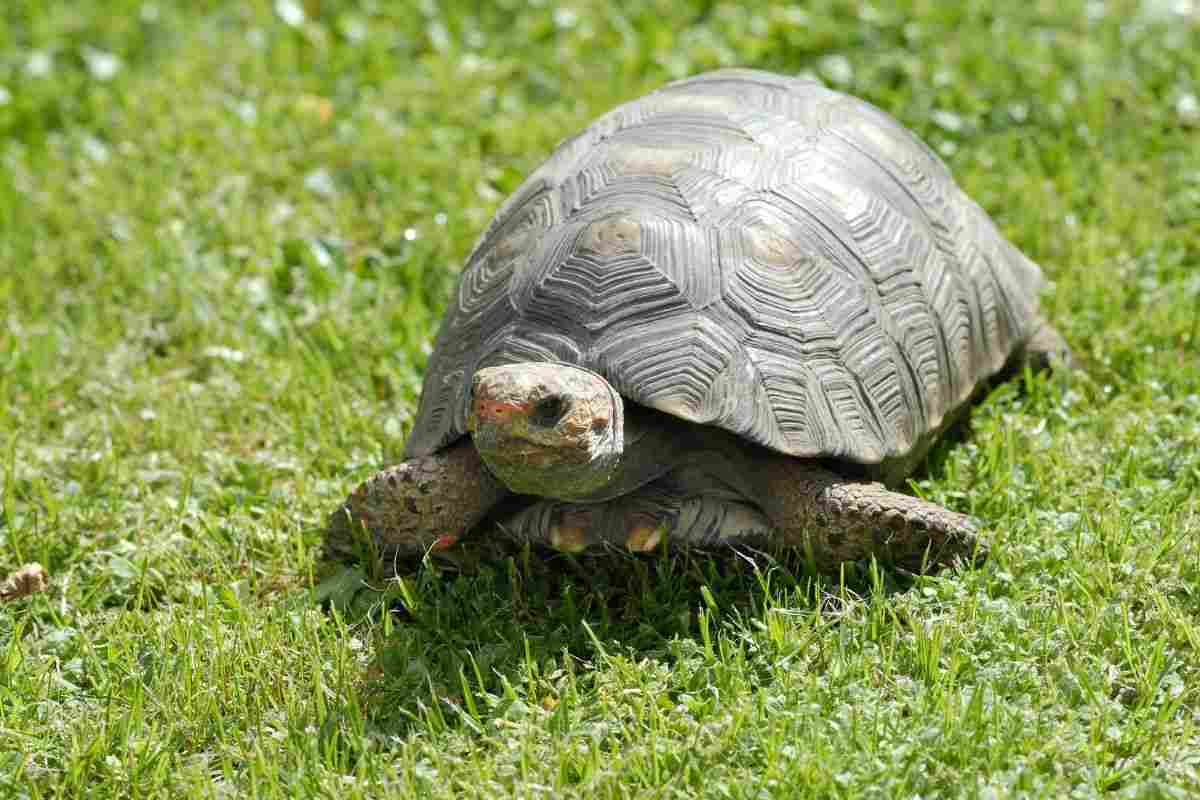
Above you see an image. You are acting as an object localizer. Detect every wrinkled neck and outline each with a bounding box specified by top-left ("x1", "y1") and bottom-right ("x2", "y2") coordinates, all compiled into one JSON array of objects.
[
  {"x1": 604, "y1": 415, "x2": 782, "y2": 505},
  {"x1": 568, "y1": 405, "x2": 695, "y2": 502}
]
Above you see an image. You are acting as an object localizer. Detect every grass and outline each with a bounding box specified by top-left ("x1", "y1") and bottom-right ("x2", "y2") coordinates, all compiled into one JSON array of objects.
[{"x1": 1, "y1": 0, "x2": 1198, "y2": 796}]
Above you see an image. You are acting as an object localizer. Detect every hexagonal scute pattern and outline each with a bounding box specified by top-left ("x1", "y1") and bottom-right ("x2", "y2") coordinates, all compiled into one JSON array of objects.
[{"x1": 404, "y1": 69, "x2": 1044, "y2": 467}]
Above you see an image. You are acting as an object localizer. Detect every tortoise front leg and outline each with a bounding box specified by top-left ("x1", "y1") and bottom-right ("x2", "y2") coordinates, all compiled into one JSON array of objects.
[
  {"x1": 499, "y1": 485, "x2": 773, "y2": 554},
  {"x1": 324, "y1": 439, "x2": 507, "y2": 566},
  {"x1": 752, "y1": 459, "x2": 983, "y2": 572}
]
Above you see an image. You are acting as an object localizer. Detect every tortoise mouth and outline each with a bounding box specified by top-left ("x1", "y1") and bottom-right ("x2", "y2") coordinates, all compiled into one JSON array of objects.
[{"x1": 467, "y1": 362, "x2": 624, "y2": 500}]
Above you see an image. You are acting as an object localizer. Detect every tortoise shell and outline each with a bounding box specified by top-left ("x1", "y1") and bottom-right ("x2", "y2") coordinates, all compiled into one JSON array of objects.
[{"x1": 404, "y1": 69, "x2": 1043, "y2": 467}]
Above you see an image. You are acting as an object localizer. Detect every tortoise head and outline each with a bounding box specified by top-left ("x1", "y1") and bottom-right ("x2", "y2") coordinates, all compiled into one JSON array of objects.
[{"x1": 468, "y1": 363, "x2": 624, "y2": 500}]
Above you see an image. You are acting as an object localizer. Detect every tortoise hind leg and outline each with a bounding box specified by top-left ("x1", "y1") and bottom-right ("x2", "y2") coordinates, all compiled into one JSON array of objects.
[
  {"x1": 324, "y1": 440, "x2": 507, "y2": 566},
  {"x1": 1019, "y1": 315, "x2": 1072, "y2": 373}
]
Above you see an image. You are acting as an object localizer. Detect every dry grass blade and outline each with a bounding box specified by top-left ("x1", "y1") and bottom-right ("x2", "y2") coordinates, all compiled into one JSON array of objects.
[{"x1": 0, "y1": 562, "x2": 48, "y2": 601}]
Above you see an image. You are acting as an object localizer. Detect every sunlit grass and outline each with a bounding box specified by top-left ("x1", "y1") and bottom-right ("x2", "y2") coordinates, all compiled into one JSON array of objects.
[{"x1": 1, "y1": 0, "x2": 1198, "y2": 796}]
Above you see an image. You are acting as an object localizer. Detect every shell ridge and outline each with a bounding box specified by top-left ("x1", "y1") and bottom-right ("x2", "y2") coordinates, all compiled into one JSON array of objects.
[
  {"x1": 763, "y1": 184, "x2": 925, "y2": 451},
  {"x1": 821, "y1": 121, "x2": 967, "y2": 417}
]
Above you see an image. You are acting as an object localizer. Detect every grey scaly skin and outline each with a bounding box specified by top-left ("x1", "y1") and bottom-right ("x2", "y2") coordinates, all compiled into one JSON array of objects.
[{"x1": 325, "y1": 321, "x2": 1067, "y2": 574}]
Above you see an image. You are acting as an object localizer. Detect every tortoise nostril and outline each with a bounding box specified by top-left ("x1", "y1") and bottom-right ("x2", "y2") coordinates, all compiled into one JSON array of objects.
[{"x1": 529, "y1": 395, "x2": 567, "y2": 427}]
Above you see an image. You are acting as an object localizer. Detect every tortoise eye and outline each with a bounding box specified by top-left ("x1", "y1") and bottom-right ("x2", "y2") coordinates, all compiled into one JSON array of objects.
[{"x1": 530, "y1": 395, "x2": 568, "y2": 427}]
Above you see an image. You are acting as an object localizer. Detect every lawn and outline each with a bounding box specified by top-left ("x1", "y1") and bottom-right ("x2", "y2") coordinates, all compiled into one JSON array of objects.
[{"x1": 2, "y1": 0, "x2": 1199, "y2": 796}]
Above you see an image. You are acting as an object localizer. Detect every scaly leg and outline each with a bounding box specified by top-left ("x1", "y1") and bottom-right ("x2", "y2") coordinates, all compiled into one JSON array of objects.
[
  {"x1": 751, "y1": 458, "x2": 983, "y2": 572},
  {"x1": 324, "y1": 439, "x2": 507, "y2": 566}
]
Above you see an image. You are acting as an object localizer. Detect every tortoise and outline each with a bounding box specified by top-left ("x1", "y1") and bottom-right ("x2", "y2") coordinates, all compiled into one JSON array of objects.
[{"x1": 326, "y1": 68, "x2": 1068, "y2": 574}]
